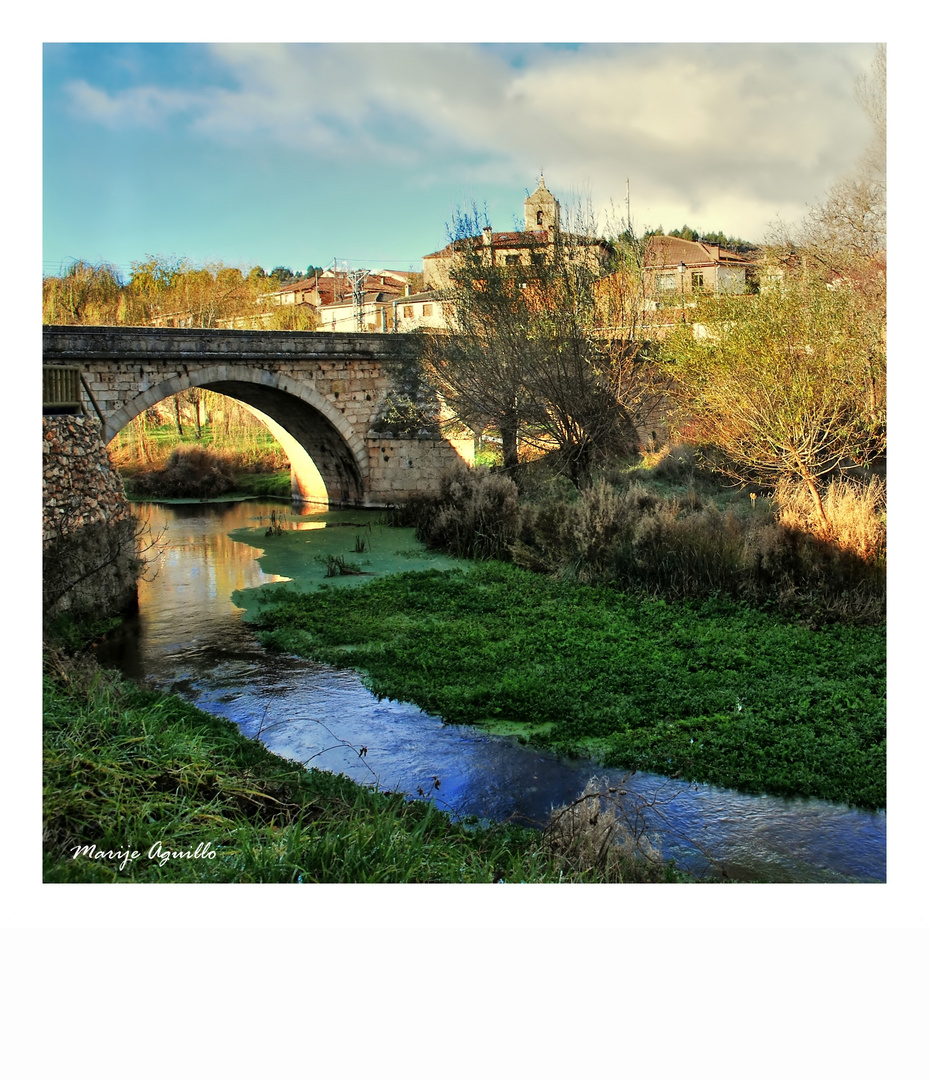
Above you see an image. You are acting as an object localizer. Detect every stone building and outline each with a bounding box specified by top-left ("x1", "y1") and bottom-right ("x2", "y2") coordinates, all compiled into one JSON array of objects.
[
  {"x1": 643, "y1": 234, "x2": 752, "y2": 298},
  {"x1": 422, "y1": 178, "x2": 609, "y2": 292}
]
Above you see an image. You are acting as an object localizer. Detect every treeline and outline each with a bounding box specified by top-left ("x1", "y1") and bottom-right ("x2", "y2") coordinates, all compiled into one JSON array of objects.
[
  {"x1": 644, "y1": 225, "x2": 755, "y2": 253},
  {"x1": 42, "y1": 256, "x2": 319, "y2": 330}
]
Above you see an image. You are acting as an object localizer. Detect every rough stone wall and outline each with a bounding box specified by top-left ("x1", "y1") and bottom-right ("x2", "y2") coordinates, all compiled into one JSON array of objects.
[{"x1": 43, "y1": 416, "x2": 141, "y2": 620}]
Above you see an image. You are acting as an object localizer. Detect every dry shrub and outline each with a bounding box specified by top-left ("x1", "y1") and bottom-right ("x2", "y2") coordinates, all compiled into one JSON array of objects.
[
  {"x1": 741, "y1": 515, "x2": 885, "y2": 623},
  {"x1": 774, "y1": 477, "x2": 886, "y2": 562},
  {"x1": 396, "y1": 463, "x2": 885, "y2": 624},
  {"x1": 629, "y1": 502, "x2": 746, "y2": 596},
  {"x1": 544, "y1": 778, "x2": 666, "y2": 883},
  {"x1": 510, "y1": 496, "x2": 575, "y2": 574},
  {"x1": 571, "y1": 480, "x2": 629, "y2": 577},
  {"x1": 411, "y1": 464, "x2": 520, "y2": 560},
  {"x1": 130, "y1": 445, "x2": 238, "y2": 499},
  {"x1": 514, "y1": 480, "x2": 654, "y2": 580}
]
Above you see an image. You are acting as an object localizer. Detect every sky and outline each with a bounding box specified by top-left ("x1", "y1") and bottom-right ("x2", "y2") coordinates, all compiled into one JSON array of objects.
[{"x1": 42, "y1": 40, "x2": 881, "y2": 281}]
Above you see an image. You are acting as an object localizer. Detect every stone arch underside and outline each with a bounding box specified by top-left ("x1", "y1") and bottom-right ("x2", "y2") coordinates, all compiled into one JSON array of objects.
[{"x1": 106, "y1": 369, "x2": 368, "y2": 506}]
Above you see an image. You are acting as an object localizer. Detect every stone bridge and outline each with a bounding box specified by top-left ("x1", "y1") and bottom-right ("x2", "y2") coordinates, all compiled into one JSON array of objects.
[{"x1": 42, "y1": 326, "x2": 472, "y2": 506}]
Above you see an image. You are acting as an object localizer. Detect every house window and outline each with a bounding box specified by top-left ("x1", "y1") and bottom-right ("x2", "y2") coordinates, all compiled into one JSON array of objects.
[
  {"x1": 691, "y1": 271, "x2": 704, "y2": 290},
  {"x1": 403, "y1": 305, "x2": 413, "y2": 318},
  {"x1": 505, "y1": 255, "x2": 520, "y2": 265},
  {"x1": 422, "y1": 304, "x2": 433, "y2": 317},
  {"x1": 536, "y1": 210, "x2": 544, "y2": 225},
  {"x1": 657, "y1": 272, "x2": 677, "y2": 291}
]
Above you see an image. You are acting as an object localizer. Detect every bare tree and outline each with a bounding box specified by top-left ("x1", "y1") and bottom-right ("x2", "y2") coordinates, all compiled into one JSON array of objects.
[
  {"x1": 422, "y1": 201, "x2": 663, "y2": 486},
  {"x1": 778, "y1": 45, "x2": 886, "y2": 277}
]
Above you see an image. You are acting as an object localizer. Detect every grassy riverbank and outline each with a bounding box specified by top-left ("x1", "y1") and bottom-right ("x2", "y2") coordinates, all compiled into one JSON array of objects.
[
  {"x1": 43, "y1": 642, "x2": 686, "y2": 884},
  {"x1": 118, "y1": 444, "x2": 292, "y2": 501},
  {"x1": 251, "y1": 562, "x2": 886, "y2": 810}
]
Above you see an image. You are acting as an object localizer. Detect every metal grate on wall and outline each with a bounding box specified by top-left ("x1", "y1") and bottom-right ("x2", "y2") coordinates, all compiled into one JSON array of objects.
[{"x1": 43, "y1": 366, "x2": 82, "y2": 414}]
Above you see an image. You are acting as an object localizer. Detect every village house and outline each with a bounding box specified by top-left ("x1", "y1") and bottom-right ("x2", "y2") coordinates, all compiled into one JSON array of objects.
[
  {"x1": 219, "y1": 183, "x2": 757, "y2": 335},
  {"x1": 392, "y1": 291, "x2": 448, "y2": 332},
  {"x1": 262, "y1": 269, "x2": 412, "y2": 332},
  {"x1": 422, "y1": 177, "x2": 611, "y2": 293},
  {"x1": 643, "y1": 234, "x2": 753, "y2": 300}
]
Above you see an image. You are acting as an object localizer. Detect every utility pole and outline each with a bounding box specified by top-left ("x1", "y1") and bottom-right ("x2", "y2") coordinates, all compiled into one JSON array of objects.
[{"x1": 347, "y1": 266, "x2": 370, "y2": 332}]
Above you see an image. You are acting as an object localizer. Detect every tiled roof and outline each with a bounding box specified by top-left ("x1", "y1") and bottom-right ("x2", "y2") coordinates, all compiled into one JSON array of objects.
[
  {"x1": 397, "y1": 291, "x2": 442, "y2": 304},
  {"x1": 645, "y1": 235, "x2": 750, "y2": 268},
  {"x1": 318, "y1": 292, "x2": 397, "y2": 311},
  {"x1": 424, "y1": 230, "x2": 607, "y2": 259},
  {"x1": 271, "y1": 273, "x2": 406, "y2": 306}
]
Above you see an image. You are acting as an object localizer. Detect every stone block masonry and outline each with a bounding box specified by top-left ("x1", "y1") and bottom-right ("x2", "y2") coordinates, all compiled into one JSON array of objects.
[{"x1": 43, "y1": 327, "x2": 474, "y2": 507}]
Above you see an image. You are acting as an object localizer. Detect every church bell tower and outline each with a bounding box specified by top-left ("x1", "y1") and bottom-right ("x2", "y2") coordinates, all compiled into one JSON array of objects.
[{"x1": 524, "y1": 175, "x2": 561, "y2": 233}]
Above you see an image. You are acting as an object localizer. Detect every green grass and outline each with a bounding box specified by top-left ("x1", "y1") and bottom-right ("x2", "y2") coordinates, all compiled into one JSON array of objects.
[
  {"x1": 253, "y1": 561, "x2": 886, "y2": 809},
  {"x1": 230, "y1": 469, "x2": 293, "y2": 499},
  {"x1": 43, "y1": 647, "x2": 685, "y2": 883}
]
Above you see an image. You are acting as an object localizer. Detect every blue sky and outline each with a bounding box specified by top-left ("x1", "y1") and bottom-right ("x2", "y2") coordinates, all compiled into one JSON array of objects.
[{"x1": 42, "y1": 40, "x2": 880, "y2": 281}]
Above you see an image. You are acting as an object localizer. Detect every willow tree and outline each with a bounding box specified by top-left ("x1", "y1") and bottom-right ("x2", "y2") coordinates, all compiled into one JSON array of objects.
[
  {"x1": 422, "y1": 206, "x2": 659, "y2": 486},
  {"x1": 665, "y1": 276, "x2": 885, "y2": 532},
  {"x1": 125, "y1": 257, "x2": 270, "y2": 328},
  {"x1": 42, "y1": 260, "x2": 124, "y2": 324}
]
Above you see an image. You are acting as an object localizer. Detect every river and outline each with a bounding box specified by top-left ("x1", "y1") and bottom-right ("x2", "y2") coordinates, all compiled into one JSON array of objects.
[{"x1": 96, "y1": 499, "x2": 886, "y2": 883}]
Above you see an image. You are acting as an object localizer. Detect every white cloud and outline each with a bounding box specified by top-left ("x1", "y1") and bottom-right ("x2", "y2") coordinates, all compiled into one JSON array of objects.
[
  {"x1": 62, "y1": 42, "x2": 879, "y2": 240},
  {"x1": 65, "y1": 78, "x2": 204, "y2": 128}
]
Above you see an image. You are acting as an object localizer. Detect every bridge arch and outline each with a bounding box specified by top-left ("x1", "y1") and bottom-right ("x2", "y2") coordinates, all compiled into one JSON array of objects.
[
  {"x1": 43, "y1": 326, "x2": 475, "y2": 507},
  {"x1": 107, "y1": 366, "x2": 368, "y2": 505}
]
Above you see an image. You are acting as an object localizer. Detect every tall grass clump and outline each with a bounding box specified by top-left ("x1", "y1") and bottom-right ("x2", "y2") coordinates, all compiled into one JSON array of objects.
[
  {"x1": 391, "y1": 464, "x2": 520, "y2": 560},
  {"x1": 638, "y1": 442, "x2": 701, "y2": 485},
  {"x1": 544, "y1": 778, "x2": 672, "y2": 883},
  {"x1": 774, "y1": 476, "x2": 886, "y2": 562},
  {"x1": 399, "y1": 461, "x2": 885, "y2": 625}
]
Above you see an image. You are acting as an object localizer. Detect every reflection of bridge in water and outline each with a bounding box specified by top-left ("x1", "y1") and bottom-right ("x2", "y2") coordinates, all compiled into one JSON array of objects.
[{"x1": 42, "y1": 326, "x2": 472, "y2": 506}]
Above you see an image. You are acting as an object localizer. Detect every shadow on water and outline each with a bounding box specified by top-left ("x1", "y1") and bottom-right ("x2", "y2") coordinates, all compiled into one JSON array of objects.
[{"x1": 97, "y1": 499, "x2": 886, "y2": 884}]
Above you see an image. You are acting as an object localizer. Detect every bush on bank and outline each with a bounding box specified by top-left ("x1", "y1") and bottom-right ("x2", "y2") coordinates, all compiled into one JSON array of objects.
[
  {"x1": 391, "y1": 459, "x2": 885, "y2": 626},
  {"x1": 122, "y1": 442, "x2": 289, "y2": 501}
]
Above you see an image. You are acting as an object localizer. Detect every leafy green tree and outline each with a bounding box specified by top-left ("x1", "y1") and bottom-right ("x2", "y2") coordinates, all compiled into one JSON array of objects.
[{"x1": 666, "y1": 276, "x2": 885, "y2": 532}]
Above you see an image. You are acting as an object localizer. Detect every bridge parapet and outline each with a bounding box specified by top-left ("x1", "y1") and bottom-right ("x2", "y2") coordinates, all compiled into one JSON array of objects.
[{"x1": 42, "y1": 325, "x2": 426, "y2": 363}]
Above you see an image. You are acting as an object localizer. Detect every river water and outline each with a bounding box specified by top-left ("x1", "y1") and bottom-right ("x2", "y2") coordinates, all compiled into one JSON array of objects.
[{"x1": 97, "y1": 499, "x2": 886, "y2": 883}]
